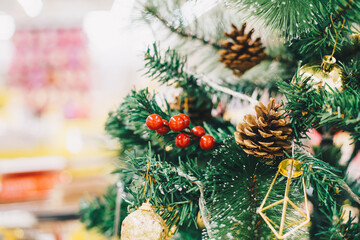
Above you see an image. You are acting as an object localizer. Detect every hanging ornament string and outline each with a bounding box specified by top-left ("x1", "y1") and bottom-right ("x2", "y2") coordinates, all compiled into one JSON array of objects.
[
  {"x1": 198, "y1": 74, "x2": 258, "y2": 105},
  {"x1": 113, "y1": 181, "x2": 124, "y2": 238},
  {"x1": 330, "y1": 13, "x2": 346, "y2": 58},
  {"x1": 144, "y1": 160, "x2": 153, "y2": 203},
  {"x1": 176, "y1": 168, "x2": 214, "y2": 239}
]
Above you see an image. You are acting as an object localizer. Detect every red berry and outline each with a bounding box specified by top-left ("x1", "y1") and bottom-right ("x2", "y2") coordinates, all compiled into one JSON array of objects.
[
  {"x1": 191, "y1": 126, "x2": 206, "y2": 137},
  {"x1": 169, "y1": 115, "x2": 185, "y2": 132},
  {"x1": 146, "y1": 114, "x2": 163, "y2": 130},
  {"x1": 178, "y1": 114, "x2": 190, "y2": 128},
  {"x1": 156, "y1": 120, "x2": 170, "y2": 135},
  {"x1": 175, "y1": 133, "x2": 191, "y2": 148},
  {"x1": 199, "y1": 135, "x2": 215, "y2": 150}
]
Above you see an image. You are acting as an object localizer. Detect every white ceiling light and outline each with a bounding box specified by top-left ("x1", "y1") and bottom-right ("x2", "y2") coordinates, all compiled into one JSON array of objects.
[
  {"x1": 0, "y1": 13, "x2": 15, "y2": 40},
  {"x1": 17, "y1": 0, "x2": 43, "y2": 18}
]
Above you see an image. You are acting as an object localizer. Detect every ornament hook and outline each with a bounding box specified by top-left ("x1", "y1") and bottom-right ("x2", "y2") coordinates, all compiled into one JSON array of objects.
[
  {"x1": 144, "y1": 160, "x2": 153, "y2": 203},
  {"x1": 329, "y1": 13, "x2": 346, "y2": 59}
]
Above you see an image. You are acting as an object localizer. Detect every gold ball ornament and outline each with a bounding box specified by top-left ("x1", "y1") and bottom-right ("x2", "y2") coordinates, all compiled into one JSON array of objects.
[
  {"x1": 121, "y1": 202, "x2": 168, "y2": 240},
  {"x1": 296, "y1": 55, "x2": 343, "y2": 92}
]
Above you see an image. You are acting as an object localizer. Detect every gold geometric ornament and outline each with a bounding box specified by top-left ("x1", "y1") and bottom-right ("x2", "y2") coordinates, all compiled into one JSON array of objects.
[{"x1": 258, "y1": 158, "x2": 310, "y2": 239}]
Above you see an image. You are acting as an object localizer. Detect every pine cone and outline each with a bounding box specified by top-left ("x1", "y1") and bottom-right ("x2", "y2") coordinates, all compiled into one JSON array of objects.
[
  {"x1": 234, "y1": 98, "x2": 292, "y2": 164},
  {"x1": 219, "y1": 23, "x2": 266, "y2": 77},
  {"x1": 170, "y1": 96, "x2": 212, "y2": 124}
]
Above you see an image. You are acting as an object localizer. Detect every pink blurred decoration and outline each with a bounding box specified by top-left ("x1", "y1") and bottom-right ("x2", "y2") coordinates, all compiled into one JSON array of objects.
[
  {"x1": 348, "y1": 150, "x2": 360, "y2": 180},
  {"x1": 8, "y1": 28, "x2": 91, "y2": 118},
  {"x1": 306, "y1": 128, "x2": 322, "y2": 147}
]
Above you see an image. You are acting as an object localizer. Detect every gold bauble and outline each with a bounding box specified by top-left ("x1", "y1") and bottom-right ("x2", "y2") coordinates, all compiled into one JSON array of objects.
[
  {"x1": 196, "y1": 211, "x2": 205, "y2": 229},
  {"x1": 297, "y1": 55, "x2": 343, "y2": 92},
  {"x1": 121, "y1": 202, "x2": 168, "y2": 240}
]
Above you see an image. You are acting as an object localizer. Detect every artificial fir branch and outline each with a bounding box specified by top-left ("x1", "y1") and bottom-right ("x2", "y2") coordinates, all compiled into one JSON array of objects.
[
  {"x1": 279, "y1": 74, "x2": 360, "y2": 142},
  {"x1": 226, "y1": 0, "x2": 328, "y2": 40},
  {"x1": 205, "y1": 138, "x2": 307, "y2": 240},
  {"x1": 278, "y1": 75, "x2": 325, "y2": 140},
  {"x1": 341, "y1": 59, "x2": 360, "y2": 91},
  {"x1": 228, "y1": 0, "x2": 360, "y2": 61},
  {"x1": 105, "y1": 88, "x2": 171, "y2": 154},
  {"x1": 114, "y1": 150, "x2": 204, "y2": 231},
  {"x1": 318, "y1": 88, "x2": 360, "y2": 142},
  {"x1": 144, "y1": 44, "x2": 273, "y2": 103},
  {"x1": 316, "y1": 203, "x2": 360, "y2": 239},
  {"x1": 144, "y1": 6, "x2": 222, "y2": 50},
  {"x1": 144, "y1": 43, "x2": 199, "y2": 88}
]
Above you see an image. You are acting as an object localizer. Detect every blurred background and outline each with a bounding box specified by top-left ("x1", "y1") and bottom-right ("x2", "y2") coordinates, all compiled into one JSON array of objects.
[{"x1": 0, "y1": 0, "x2": 153, "y2": 239}]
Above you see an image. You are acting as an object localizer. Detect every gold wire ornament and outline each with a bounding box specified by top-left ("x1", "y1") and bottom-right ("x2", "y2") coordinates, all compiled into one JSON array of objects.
[{"x1": 258, "y1": 158, "x2": 310, "y2": 239}]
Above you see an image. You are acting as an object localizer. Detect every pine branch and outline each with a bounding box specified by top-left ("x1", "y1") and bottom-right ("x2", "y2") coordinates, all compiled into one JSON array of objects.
[
  {"x1": 105, "y1": 88, "x2": 172, "y2": 155},
  {"x1": 340, "y1": 58, "x2": 360, "y2": 91},
  {"x1": 316, "y1": 203, "x2": 360, "y2": 239},
  {"x1": 107, "y1": 88, "x2": 230, "y2": 161},
  {"x1": 144, "y1": 6, "x2": 222, "y2": 50},
  {"x1": 204, "y1": 138, "x2": 308, "y2": 239},
  {"x1": 226, "y1": 0, "x2": 328, "y2": 40},
  {"x1": 278, "y1": 74, "x2": 326, "y2": 140},
  {"x1": 228, "y1": 0, "x2": 360, "y2": 61},
  {"x1": 114, "y1": 149, "x2": 205, "y2": 231},
  {"x1": 144, "y1": 43, "x2": 199, "y2": 88},
  {"x1": 278, "y1": 74, "x2": 360, "y2": 142}
]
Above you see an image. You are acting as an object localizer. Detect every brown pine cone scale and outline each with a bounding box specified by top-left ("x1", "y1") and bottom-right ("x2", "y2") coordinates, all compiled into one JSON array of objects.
[
  {"x1": 234, "y1": 98, "x2": 293, "y2": 164},
  {"x1": 219, "y1": 23, "x2": 266, "y2": 77}
]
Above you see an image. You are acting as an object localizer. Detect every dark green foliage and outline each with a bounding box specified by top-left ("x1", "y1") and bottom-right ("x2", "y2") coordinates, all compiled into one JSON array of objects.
[
  {"x1": 204, "y1": 138, "x2": 308, "y2": 240},
  {"x1": 279, "y1": 74, "x2": 360, "y2": 142},
  {"x1": 144, "y1": 43, "x2": 215, "y2": 114},
  {"x1": 313, "y1": 144, "x2": 342, "y2": 170},
  {"x1": 341, "y1": 59, "x2": 360, "y2": 91},
  {"x1": 278, "y1": 74, "x2": 326, "y2": 140},
  {"x1": 296, "y1": 150, "x2": 360, "y2": 239},
  {"x1": 144, "y1": 43, "x2": 199, "y2": 88},
  {"x1": 285, "y1": 0, "x2": 360, "y2": 62},
  {"x1": 227, "y1": 0, "x2": 327, "y2": 40},
  {"x1": 229, "y1": 0, "x2": 360, "y2": 62},
  {"x1": 113, "y1": 150, "x2": 203, "y2": 231},
  {"x1": 315, "y1": 204, "x2": 360, "y2": 240},
  {"x1": 318, "y1": 88, "x2": 360, "y2": 142},
  {"x1": 82, "y1": 86, "x2": 234, "y2": 238},
  {"x1": 105, "y1": 88, "x2": 171, "y2": 154},
  {"x1": 299, "y1": 152, "x2": 344, "y2": 205}
]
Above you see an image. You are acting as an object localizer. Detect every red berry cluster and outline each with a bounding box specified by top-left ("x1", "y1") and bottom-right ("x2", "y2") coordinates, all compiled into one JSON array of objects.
[{"x1": 146, "y1": 114, "x2": 216, "y2": 150}]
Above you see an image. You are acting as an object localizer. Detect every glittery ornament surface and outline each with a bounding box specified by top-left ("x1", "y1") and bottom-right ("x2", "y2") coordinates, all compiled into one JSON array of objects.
[
  {"x1": 297, "y1": 55, "x2": 343, "y2": 92},
  {"x1": 121, "y1": 202, "x2": 168, "y2": 240}
]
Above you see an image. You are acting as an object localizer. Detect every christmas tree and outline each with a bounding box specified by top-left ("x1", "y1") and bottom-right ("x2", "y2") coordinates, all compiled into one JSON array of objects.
[{"x1": 79, "y1": 1, "x2": 360, "y2": 239}]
